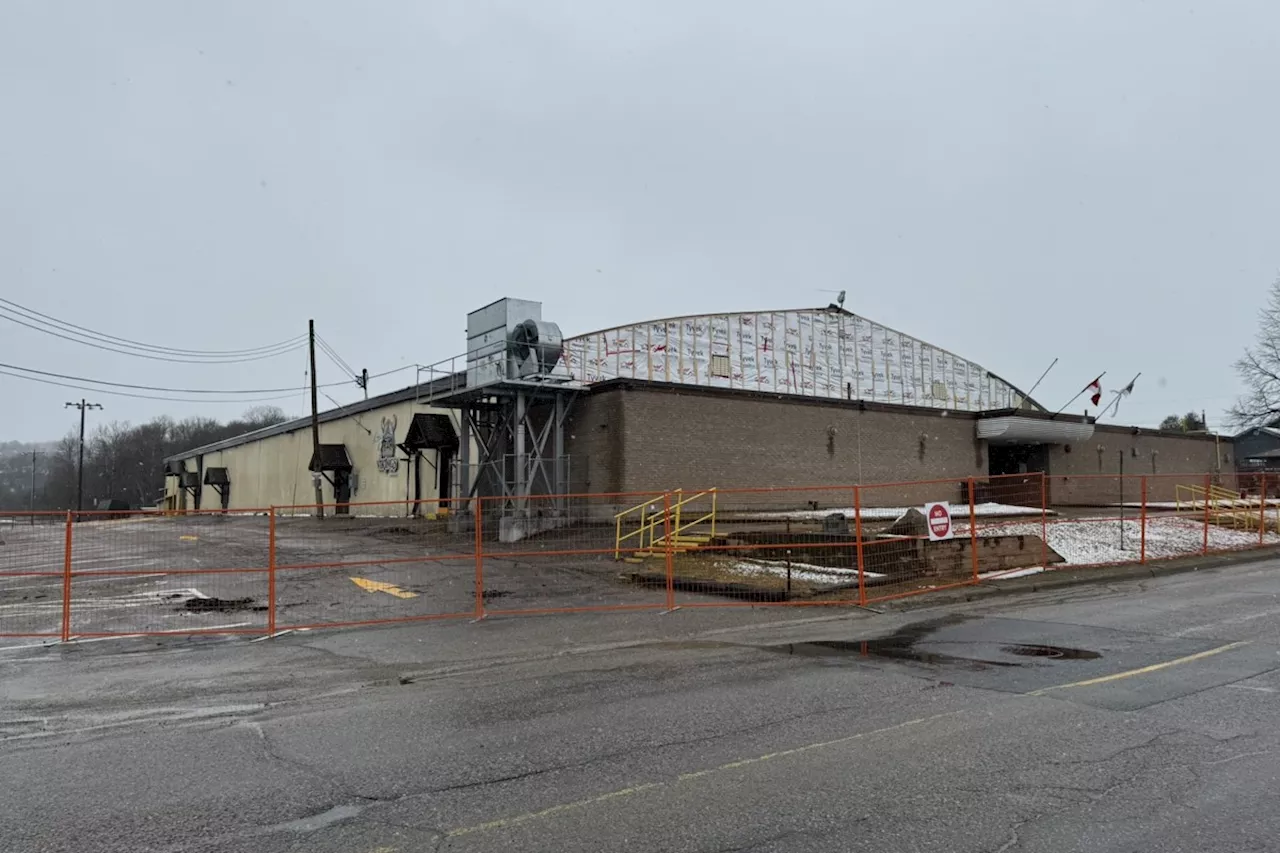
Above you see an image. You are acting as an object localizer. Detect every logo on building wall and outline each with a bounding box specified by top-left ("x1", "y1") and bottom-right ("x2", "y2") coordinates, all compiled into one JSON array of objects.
[{"x1": 376, "y1": 415, "x2": 399, "y2": 474}]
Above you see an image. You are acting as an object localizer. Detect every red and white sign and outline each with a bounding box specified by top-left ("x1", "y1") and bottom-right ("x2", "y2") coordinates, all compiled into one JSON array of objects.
[{"x1": 925, "y1": 501, "x2": 953, "y2": 541}]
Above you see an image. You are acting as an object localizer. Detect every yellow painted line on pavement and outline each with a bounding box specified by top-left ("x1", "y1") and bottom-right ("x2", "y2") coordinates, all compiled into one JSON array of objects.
[
  {"x1": 178, "y1": 535, "x2": 199, "y2": 541},
  {"x1": 445, "y1": 710, "x2": 960, "y2": 838},
  {"x1": 1029, "y1": 641, "x2": 1250, "y2": 696},
  {"x1": 350, "y1": 577, "x2": 418, "y2": 599}
]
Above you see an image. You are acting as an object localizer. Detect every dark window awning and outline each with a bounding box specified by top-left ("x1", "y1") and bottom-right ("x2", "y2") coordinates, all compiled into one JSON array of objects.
[
  {"x1": 402, "y1": 413, "x2": 458, "y2": 451},
  {"x1": 164, "y1": 460, "x2": 185, "y2": 476},
  {"x1": 309, "y1": 444, "x2": 353, "y2": 472},
  {"x1": 204, "y1": 467, "x2": 230, "y2": 486},
  {"x1": 180, "y1": 472, "x2": 201, "y2": 488}
]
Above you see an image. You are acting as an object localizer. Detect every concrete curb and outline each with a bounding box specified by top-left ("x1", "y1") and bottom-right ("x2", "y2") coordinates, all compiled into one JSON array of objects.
[{"x1": 888, "y1": 544, "x2": 1280, "y2": 610}]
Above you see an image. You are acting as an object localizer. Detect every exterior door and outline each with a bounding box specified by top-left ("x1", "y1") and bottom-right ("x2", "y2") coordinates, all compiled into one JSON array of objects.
[{"x1": 333, "y1": 470, "x2": 352, "y2": 515}]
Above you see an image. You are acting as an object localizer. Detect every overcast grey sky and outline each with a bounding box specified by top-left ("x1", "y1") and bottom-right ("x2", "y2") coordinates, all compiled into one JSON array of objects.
[{"x1": 1, "y1": 1, "x2": 1276, "y2": 441}]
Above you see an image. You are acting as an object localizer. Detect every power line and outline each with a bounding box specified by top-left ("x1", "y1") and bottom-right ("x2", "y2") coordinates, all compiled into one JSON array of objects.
[
  {"x1": 0, "y1": 359, "x2": 415, "y2": 396},
  {"x1": 0, "y1": 368, "x2": 301, "y2": 404},
  {"x1": 317, "y1": 335, "x2": 357, "y2": 377},
  {"x1": 315, "y1": 336, "x2": 359, "y2": 381},
  {"x1": 0, "y1": 306, "x2": 306, "y2": 364},
  {"x1": 0, "y1": 297, "x2": 308, "y2": 358}
]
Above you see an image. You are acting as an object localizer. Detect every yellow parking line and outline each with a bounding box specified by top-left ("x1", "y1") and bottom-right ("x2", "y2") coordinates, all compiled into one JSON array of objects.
[
  {"x1": 445, "y1": 711, "x2": 959, "y2": 838},
  {"x1": 1029, "y1": 641, "x2": 1250, "y2": 695},
  {"x1": 443, "y1": 642, "x2": 1253, "y2": 838}
]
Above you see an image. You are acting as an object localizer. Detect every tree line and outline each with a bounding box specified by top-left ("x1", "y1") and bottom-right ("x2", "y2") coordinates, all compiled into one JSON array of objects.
[{"x1": 0, "y1": 406, "x2": 289, "y2": 512}]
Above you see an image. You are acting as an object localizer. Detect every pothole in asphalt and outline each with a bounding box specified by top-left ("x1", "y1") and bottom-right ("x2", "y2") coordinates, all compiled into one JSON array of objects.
[{"x1": 181, "y1": 597, "x2": 267, "y2": 613}]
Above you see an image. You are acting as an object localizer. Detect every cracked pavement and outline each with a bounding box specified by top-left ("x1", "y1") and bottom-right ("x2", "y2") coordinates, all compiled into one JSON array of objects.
[{"x1": 6, "y1": 559, "x2": 1280, "y2": 851}]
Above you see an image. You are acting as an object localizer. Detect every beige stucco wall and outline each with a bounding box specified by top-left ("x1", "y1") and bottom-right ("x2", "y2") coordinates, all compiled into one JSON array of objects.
[{"x1": 168, "y1": 401, "x2": 468, "y2": 515}]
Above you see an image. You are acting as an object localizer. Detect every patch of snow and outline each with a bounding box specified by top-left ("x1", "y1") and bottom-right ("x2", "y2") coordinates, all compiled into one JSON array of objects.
[
  {"x1": 978, "y1": 517, "x2": 1280, "y2": 566},
  {"x1": 1113, "y1": 499, "x2": 1280, "y2": 510},
  {"x1": 751, "y1": 502, "x2": 1053, "y2": 522},
  {"x1": 727, "y1": 559, "x2": 885, "y2": 585},
  {"x1": 977, "y1": 566, "x2": 1047, "y2": 581}
]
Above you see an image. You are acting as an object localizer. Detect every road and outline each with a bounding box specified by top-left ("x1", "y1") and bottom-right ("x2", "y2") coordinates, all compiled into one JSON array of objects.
[{"x1": 5, "y1": 557, "x2": 1280, "y2": 852}]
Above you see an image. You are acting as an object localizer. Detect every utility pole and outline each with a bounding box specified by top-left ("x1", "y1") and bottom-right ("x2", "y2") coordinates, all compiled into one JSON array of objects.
[
  {"x1": 1118, "y1": 449, "x2": 1125, "y2": 551},
  {"x1": 309, "y1": 320, "x2": 325, "y2": 518},
  {"x1": 65, "y1": 399, "x2": 103, "y2": 517},
  {"x1": 28, "y1": 449, "x2": 41, "y2": 525}
]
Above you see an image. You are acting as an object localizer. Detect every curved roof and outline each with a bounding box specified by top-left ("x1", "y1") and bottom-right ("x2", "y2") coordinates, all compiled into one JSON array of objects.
[{"x1": 562, "y1": 306, "x2": 1036, "y2": 413}]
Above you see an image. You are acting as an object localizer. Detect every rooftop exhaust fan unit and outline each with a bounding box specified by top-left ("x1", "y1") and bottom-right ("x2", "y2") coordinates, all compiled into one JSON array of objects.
[{"x1": 508, "y1": 319, "x2": 563, "y2": 379}]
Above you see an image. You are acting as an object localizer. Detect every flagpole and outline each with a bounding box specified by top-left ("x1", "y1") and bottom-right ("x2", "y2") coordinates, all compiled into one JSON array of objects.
[
  {"x1": 1023, "y1": 357, "x2": 1058, "y2": 402},
  {"x1": 1098, "y1": 372, "x2": 1141, "y2": 421},
  {"x1": 1053, "y1": 371, "x2": 1106, "y2": 418}
]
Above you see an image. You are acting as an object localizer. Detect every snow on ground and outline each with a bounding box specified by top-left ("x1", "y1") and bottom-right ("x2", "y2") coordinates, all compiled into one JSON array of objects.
[
  {"x1": 727, "y1": 558, "x2": 885, "y2": 585},
  {"x1": 977, "y1": 566, "x2": 1046, "y2": 581},
  {"x1": 751, "y1": 502, "x2": 1053, "y2": 521},
  {"x1": 1113, "y1": 500, "x2": 1280, "y2": 509},
  {"x1": 978, "y1": 517, "x2": 1280, "y2": 566}
]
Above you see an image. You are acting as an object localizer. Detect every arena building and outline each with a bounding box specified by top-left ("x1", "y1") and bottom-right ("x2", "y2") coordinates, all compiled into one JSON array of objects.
[{"x1": 163, "y1": 299, "x2": 1229, "y2": 516}]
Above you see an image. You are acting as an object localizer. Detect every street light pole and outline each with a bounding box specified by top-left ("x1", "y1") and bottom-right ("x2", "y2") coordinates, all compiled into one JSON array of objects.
[{"x1": 65, "y1": 399, "x2": 103, "y2": 516}]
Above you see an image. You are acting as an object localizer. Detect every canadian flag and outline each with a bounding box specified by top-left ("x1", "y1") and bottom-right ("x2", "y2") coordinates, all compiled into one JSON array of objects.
[{"x1": 1086, "y1": 376, "x2": 1103, "y2": 407}]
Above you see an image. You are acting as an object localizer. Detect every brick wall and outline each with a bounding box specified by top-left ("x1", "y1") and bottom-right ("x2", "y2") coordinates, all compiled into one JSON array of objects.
[
  {"x1": 1047, "y1": 425, "x2": 1232, "y2": 504},
  {"x1": 564, "y1": 382, "x2": 1236, "y2": 510},
  {"x1": 564, "y1": 391, "x2": 625, "y2": 494},
  {"x1": 572, "y1": 383, "x2": 986, "y2": 507}
]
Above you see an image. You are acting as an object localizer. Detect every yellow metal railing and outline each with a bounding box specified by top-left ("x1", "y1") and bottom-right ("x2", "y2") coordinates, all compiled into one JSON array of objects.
[
  {"x1": 1175, "y1": 483, "x2": 1258, "y2": 529},
  {"x1": 614, "y1": 494, "x2": 666, "y2": 560},
  {"x1": 613, "y1": 488, "x2": 717, "y2": 560}
]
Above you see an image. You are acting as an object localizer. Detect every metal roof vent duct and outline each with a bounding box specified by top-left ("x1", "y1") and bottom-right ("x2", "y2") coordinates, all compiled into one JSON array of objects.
[{"x1": 509, "y1": 319, "x2": 563, "y2": 379}]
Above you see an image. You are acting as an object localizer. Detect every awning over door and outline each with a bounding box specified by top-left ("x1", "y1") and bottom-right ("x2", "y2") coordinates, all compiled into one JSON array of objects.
[
  {"x1": 402, "y1": 413, "x2": 458, "y2": 450},
  {"x1": 308, "y1": 444, "x2": 353, "y2": 471},
  {"x1": 977, "y1": 416, "x2": 1094, "y2": 445}
]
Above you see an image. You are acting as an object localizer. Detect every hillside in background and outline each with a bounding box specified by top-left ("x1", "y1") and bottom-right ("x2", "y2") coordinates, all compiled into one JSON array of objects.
[{"x1": 0, "y1": 406, "x2": 291, "y2": 512}]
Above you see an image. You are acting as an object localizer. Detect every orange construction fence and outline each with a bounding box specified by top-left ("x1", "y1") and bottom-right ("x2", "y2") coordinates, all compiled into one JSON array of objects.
[{"x1": 2, "y1": 471, "x2": 1275, "y2": 639}]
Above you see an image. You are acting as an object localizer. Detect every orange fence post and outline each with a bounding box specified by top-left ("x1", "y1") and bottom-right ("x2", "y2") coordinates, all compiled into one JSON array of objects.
[
  {"x1": 60, "y1": 511, "x2": 72, "y2": 642},
  {"x1": 474, "y1": 498, "x2": 485, "y2": 620},
  {"x1": 968, "y1": 477, "x2": 979, "y2": 582},
  {"x1": 1139, "y1": 477, "x2": 1147, "y2": 564},
  {"x1": 854, "y1": 486, "x2": 866, "y2": 606},
  {"x1": 1202, "y1": 472, "x2": 1211, "y2": 555},
  {"x1": 663, "y1": 491, "x2": 675, "y2": 611},
  {"x1": 1260, "y1": 473, "x2": 1268, "y2": 546},
  {"x1": 267, "y1": 509, "x2": 277, "y2": 636},
  {"x1": 1039, "y1": 473, "x2": 1048, "y2": 570}
]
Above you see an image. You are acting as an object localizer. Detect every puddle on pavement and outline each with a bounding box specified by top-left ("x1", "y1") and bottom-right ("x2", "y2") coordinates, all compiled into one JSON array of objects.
[{"x1": 760, "y1": 615, "x2": 1102, "y2": 670}]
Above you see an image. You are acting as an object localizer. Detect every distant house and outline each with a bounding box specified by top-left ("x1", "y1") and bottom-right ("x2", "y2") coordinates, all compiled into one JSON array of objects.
[{"x1": 1234, "y1": 425, "x2": 1280, "y2": 472}]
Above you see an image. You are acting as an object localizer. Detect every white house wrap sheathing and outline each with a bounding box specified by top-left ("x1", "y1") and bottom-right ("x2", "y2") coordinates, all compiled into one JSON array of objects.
[{"x1": 563, "y1": 308, "x2": 1025, "y2": 412}]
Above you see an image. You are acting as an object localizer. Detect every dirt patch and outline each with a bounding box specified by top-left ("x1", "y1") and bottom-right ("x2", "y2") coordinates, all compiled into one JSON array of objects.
[
  {"x1": 181, "y1": 597, "x2": 267, "y2": 613},
  {"x1": 622, "y1": 552, "x2": 962, "y2": 602}
]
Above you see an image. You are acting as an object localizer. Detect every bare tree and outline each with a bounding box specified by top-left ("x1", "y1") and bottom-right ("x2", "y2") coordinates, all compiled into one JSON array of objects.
[
  {"x1": 1232, "y1": 275, "x2": 1280, "y2": 428},
  {"x1": 0, "y1": 406, "x2": 294, "y2": 511}
]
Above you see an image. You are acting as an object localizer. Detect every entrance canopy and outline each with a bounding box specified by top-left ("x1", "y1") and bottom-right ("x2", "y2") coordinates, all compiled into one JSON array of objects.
[
  {"x1": 402, "y1": 413, "x2": 458, "y2": 451},
  {"x1": 977, "y1": 415, "x2": 1094, "y2": 445},
  {"x1": 308, "y1": 444, "x2": 352, "y2": 472}
]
